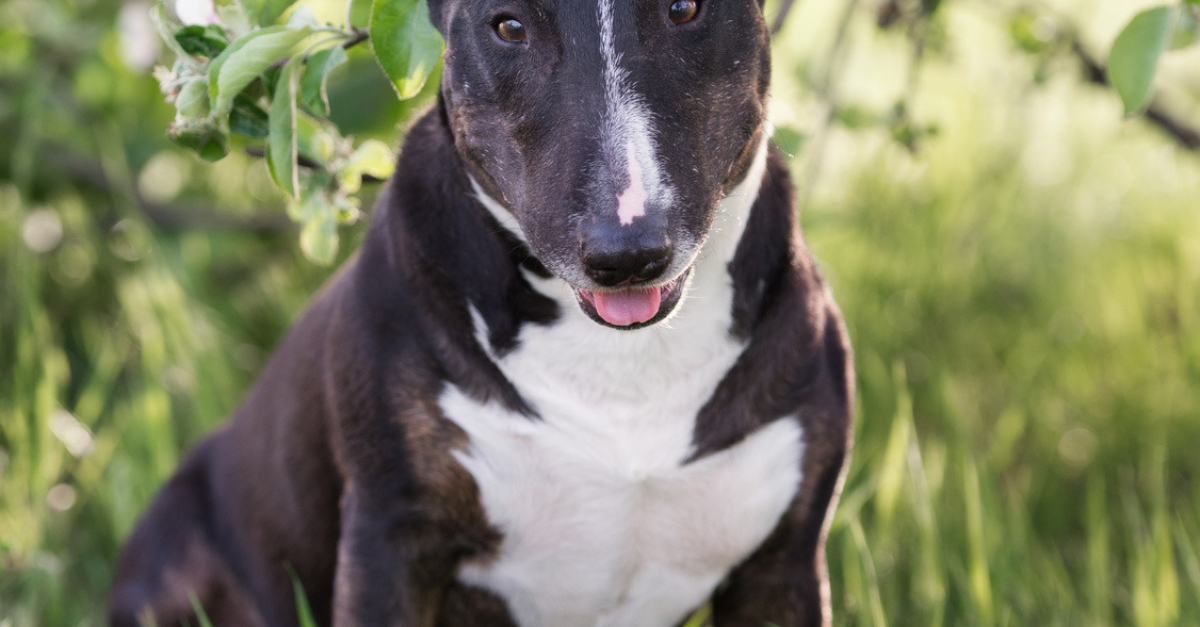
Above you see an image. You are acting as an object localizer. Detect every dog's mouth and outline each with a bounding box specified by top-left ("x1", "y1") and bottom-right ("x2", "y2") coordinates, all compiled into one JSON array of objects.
[{"x1": 573, "y1": 268, "x2": 690, "y2": 329}]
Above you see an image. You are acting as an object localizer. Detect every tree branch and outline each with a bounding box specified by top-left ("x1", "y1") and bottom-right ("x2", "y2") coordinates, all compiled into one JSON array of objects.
[
  {"x1": 242, "y1": 147, "x2": 386, "y2": 183},
  {"x1": 797, "y1": 0, "x2": 863, "y2": 206},
  {"x1": 770, "y1": 0, "x2": 800, "y2": 34},
  {"x1": 268, "y1": 27, "x2": 370, "y2": 72},
  {"x1": 1068, "y1": 38, "x2": 1200, "y2": 152}
]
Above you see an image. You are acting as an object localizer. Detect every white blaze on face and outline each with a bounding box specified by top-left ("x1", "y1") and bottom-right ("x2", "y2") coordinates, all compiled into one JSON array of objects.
[
  {"x1": 617, "y1": 143, "x2": 647, "y2": 225},
  {"x1": 598, "y1": 0, "x2": 673, "y2": 227}
]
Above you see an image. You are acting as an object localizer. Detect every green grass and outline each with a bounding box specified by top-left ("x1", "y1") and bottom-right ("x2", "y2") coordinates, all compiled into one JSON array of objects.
[{"x1": 3, "y1": 0, "x2": 1200, "y2": 625}]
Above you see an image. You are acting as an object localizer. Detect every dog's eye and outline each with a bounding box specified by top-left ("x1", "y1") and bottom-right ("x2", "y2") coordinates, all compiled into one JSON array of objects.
[
  {"x1": 668, "y1": 0, "x2": 699, "y2": 24},
  {"x1": 495, "y1": 18, "x2": 527, "y2": 42}
]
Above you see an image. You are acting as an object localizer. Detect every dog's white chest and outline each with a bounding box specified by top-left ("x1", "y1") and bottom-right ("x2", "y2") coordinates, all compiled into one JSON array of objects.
[
  {"x1": 446, "y1": 400, "x2": 801, "y2": 626},
  {"x1": 440, "y1": 283, "x2": 803, "y2": 627}
]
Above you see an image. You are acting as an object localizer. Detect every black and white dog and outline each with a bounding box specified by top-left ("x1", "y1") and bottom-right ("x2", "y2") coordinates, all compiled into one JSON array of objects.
[{"x1": 110, "y1": 0, "x2": 853, "y2": 623}]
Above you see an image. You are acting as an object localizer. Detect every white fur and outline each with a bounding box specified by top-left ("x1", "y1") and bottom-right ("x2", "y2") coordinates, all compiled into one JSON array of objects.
[
  {"x1": 443, "y1": 140, "x2": 802, "y2": 627},
  {"x1": 468, "y1": 177, "x2": 525, "y2": 243},
  {"x1": 470, "y1": 176, "x2": 526, "y2": 243},
  {"x1": 597, "y1": 0, "x2": 673, "y2": 225},
  {"x1": 616, "y1": 143, "x2": 647, "y2": 226}
]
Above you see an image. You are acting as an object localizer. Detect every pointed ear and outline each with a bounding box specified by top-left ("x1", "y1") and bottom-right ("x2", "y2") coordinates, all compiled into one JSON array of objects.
[{"x1": 426, "y1": 0, "x2": 446, "y2": 33}]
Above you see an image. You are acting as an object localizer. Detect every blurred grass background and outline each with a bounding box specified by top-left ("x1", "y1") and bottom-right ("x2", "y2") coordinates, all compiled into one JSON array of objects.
[{"x1": 2, "y1": 0, "x2": 1200, "y2": 625}]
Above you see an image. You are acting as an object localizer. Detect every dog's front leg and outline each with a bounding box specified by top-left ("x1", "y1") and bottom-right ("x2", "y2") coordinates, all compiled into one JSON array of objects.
[
  {"x1": 709, "y1": 522, "x2": 829, "y2": 627},
  {"x1": 711, "y1": 439, "x2": 848, "y2": 627},
  {"x1": 332, "y1": 484, "x2": 440, "y2": 627}
]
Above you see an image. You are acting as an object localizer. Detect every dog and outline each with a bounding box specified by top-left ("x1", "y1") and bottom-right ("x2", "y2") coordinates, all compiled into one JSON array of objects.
[{"x1": 109, "y1": 0, "x2": 853, "y2": 623}]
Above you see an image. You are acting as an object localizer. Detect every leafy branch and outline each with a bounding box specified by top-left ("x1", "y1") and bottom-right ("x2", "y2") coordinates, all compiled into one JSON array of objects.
[
  {"x1": 1012, "y1": 0, "x2": 1200, "y2": 151},
  {"x1": 1074, "y1": 37, "x2": 1200, "y2": 152},
  {"x1": 831, "y1": 0, "x2": 1200, "y2": 157},
  {"x1": 151, "y1": 0, "x2": 443, "y2": 264},
  {"x1": 1107, "y1": 1, "x2": 1199, "y2": 117},
  {"x1": 267, "y1": 27, "x2": 370, "y2": 71}
]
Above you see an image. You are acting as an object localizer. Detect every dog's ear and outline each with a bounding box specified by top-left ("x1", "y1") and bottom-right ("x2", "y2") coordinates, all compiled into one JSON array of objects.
[{"x1": 425, "y1": 0, "x2": 447, "y2": 34}]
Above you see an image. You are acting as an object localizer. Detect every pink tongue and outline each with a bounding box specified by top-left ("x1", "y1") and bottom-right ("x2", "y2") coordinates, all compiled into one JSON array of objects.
[{"x1": 590, "y1": 286, "x2": 662, "y2": 326}]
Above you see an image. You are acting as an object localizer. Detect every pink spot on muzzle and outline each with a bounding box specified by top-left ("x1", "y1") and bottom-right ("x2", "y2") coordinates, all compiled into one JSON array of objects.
[{"x1": 616, "y1": 145, "x2": 646, "y2": 226}]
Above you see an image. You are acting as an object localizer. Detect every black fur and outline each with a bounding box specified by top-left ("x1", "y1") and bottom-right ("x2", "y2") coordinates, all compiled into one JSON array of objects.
[{"x1": 110, "y1": 0, "x2": 853, "y2": 623}]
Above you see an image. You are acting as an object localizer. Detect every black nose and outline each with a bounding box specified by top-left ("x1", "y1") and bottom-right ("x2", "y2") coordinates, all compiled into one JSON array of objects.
[{"x1": 580, "y1": 228, "x2": 672, "y2": 286}]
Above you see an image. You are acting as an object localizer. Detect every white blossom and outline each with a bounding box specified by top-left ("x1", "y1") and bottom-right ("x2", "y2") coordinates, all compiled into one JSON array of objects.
[
  {"x1": 117, "y1": 2, "x2": 160, "y2": 71},
  {"x1": 175, "y1": 0, "x2": 219, "y2": 26}
]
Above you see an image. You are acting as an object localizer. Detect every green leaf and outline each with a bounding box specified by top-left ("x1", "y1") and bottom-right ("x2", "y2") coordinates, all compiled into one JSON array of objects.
[
  {"x1": 370, "y1": 0, "x2": 444, "y2": 99},
  {"x1": 150, "y1": 5, "x2": 197, "y2": 62},
  {"x1": 174, "y1": 25, "x2": 228, "y2": 58},
  {"x1": 217, "y1": 2, "x2": 254, "y2": 36},
  {"x1": 268, "y1": 57, "x2": 303, "y2": 198},
  {"x1": 208, "y1": 25, "x2": 311, "y2": 117},
  {"x1": 168, "y1": 121, "x2": 229, "y2": 161},
  {"x1": 301, "y1": 46, "x2": 349, "y2": 116},
  {"x1": 347, "y1": 140, "x2": 395, "y2": 178},
  {"x1": 284, "y1": 175, "x2": 317, "y2": 222},
  {"x1": 1108, "y1": 6, "x2": 1177, "y2": 116},
  {"x1": 346, "y1": 0, "x2": 374, "y2": 29},
  {"x1": 295, "y1": 113, "x2": 339, "y2": 164},
  {"x1": 230, "y1": 95, "x2": 270, "y2": 137},
  {"x1": 240, "y1": 0, "x2": 298, "y2": 26},
  {"x1": 835, "y1": 103, "x2": 882, "y2": 130},
  {"x1": 1170, "y1": 7, "x2": 1199, "y2": 50},
  {"x1": 174, "y1": 78, "x2": 210, "y2": 119},
  {"x1": 300, "y1": 197, "x2": 339, "y2": 265},
  {"x1": 338, "y1": 139, "x2": 395, "y2": 192},
  {"x1": 771, "y1": 125, "x2": 805, "y2": 159},
  {"x1": 334, "y1": 194, "x2": 363, "y2": 224},
  {"x1": 1008, "y1": 10, "x2": 1056, "y2": 54},
  {"x1": 262, "y1": 65, "x2": 283, "y2": 98},
  {"x1": 285, "y1": 5, "x2": 321, "y2": 30}
]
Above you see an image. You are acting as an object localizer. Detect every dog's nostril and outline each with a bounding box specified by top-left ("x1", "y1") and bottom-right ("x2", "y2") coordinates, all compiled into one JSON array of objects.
[
  {"x1": 581, "y1": 243, "x2": 672, "y2": 287},
  {"x1": 633, "y1": 247, "x2": 672, "y2": 279}
]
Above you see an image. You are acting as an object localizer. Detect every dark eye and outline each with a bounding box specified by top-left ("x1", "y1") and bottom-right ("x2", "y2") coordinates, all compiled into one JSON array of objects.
[
  {"x1": 668, "y1": 0, "x2": 699, "y2": 24},
  {"x1": 495, "y1": 18, "x2": 527, "y2": 42}
]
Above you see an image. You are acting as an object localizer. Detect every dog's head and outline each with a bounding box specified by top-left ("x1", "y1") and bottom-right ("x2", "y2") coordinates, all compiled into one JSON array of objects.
[{"x1": 429, "y1": 0, "x2": 771, "y2": 328}]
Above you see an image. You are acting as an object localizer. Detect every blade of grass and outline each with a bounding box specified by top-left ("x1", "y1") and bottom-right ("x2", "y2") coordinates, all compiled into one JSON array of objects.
[
  {"x1": 1086, "y1": 474, "x2": 1112, "y2": 626},
  {"x1": 850, "y1": 518, "x2": 888, "y2": 627},
  {"x1": 964, "y1": 456, "x2": 993, "y2": 627},
  {"x1": 187, "y1": 591, "x2": 214, "y2": 627}
]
